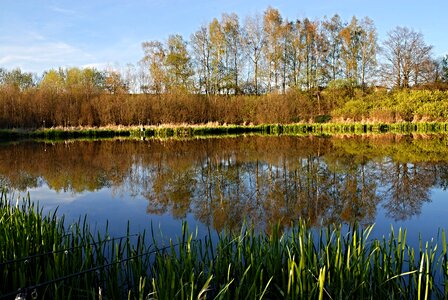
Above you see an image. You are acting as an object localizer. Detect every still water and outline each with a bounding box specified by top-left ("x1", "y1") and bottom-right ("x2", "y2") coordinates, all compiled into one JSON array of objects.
[{"x1": 1, "y1": 134, "x2": 448, "y2": 245}]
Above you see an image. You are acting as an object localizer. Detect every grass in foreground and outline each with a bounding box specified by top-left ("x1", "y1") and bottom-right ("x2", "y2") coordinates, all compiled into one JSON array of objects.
[{"x1": 1, "y1": 191, "x2": 448, "y2": 299}]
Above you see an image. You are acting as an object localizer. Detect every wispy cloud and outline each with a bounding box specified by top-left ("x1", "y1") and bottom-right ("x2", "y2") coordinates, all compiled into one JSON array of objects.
[
  {"x1": 0, "y1": 28, "x2": 143, "y2": 73},
  {"x1": 49, "y1": 6, "x2": 77, "y2": 16},
  {"x1": 0, "y1": 41, "x2": 95, "y2": 72}
]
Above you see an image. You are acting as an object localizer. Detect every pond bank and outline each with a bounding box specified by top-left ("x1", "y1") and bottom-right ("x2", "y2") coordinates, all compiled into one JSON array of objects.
[{"x1": 1, "y1": 121, "x2": 448, "y2": 140}]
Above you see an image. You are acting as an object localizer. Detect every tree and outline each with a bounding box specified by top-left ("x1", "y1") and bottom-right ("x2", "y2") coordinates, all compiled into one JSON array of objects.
[
  {"x1": 104, "y1": 69, "x2": 128, "y2": 94},
  {"x1": 38, "y1": 69, "x2": 66, "y2": 127},
  {"x1": 165, "y1": 34, "x2": 194, "y2": 92},
  {"x1": 57, "y1": 67, "x2": 104, "y2": 95},
  {"x1": 302, "y1": 18, "x2": 321, "y2": 90},
  {"x1": 382, "y1": 27, "x2": 433, "y2": 88},
  {"x1": 340, "y1": 17, "x2": 361, "y2": 86},
  {"x1": 209, "y1": 18, "x2": 226, "y2": 94},
  {"x1": 286, "y1": 20, "x2": 305, "y2": 89},
  {"x1": 122, "y1": 63, "x2": 138, "y2": 93},
  {"x1": 0, "y1": 68, "x2": 35, "y2": 91},
  {"x1": 141, "y1": 40, "x2": 166, "y2": 94},
  {"x1": 358, "y1": 17, "x2": 378, "y2": 88},
  {"x1": 80, "y1": 68, "x2": 105, "y2": 95},
  {"x1": 242, "y1": 14, "x2": 265, "y2": 94},
  {"x1": 279, "y1": 20, "x2": 293, "y2": 93},
  {"x1": 338, "y1": 17, "x2": 378, "y2": 89},
  {"x1": 440, "y1": 54, "x2": 448, "y2": 82},
  {"x1": 0, "y1": 68, "x2": 6, "y2": 85},
  {"x1": 221, "y1": 13, "x2": 242, "y2": 94},
  {"x1": 263, "y1": 7, "x2": 283, "y2": 92},
  {"x1": 191, "y1": 25, "x2": 212, "y2": 94},
  {"x1": 40, "y1": 69, "x2": 65, "y2": 93},
  {"x1": 322, "y1": 15, "x2": 344, "y2": 84}
]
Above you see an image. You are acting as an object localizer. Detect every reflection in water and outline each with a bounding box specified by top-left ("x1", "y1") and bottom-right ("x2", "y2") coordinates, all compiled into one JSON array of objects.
[{"x1": 1, "y1": 134, "x2": 448, "y2": 231}]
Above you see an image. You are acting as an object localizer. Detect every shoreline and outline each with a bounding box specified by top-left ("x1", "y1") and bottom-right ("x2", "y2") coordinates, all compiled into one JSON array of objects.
[{"x1": 1, "y1": 121, "x2": 448, "y2": 140}]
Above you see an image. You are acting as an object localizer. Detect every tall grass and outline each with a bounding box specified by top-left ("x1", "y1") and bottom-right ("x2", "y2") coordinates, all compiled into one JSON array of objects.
[
  {"x1": 1, "y1": 190, "x2": 448, "y2": 299},
  {"x1": 0, "y1": 190, "x2": 153, "y2": 299}
]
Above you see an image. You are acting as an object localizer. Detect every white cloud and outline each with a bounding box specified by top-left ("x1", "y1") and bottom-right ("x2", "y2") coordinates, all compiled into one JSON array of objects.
[{"x1": 81, "y1": 62, "x2": 109, "y2": 70}]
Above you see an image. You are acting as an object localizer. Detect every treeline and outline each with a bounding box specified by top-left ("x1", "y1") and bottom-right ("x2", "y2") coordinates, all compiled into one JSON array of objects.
[
  {"x1": 140, "y1": 9, "x2": 447, "y2": 94},
  {"x1": 2, "y1": 7, "x2": 448, "y2": 128}
]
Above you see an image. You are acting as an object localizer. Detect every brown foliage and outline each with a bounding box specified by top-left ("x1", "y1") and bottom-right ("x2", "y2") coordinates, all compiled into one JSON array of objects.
[{"x1": 0, "y1": 87, "x2": 337, "y2": 128}]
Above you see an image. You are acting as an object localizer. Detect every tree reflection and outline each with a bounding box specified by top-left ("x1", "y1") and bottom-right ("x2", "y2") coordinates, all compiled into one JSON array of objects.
[
  {"x1": 0, "y1": 134, "x2": 448, "y2": 230},
  {"x1": 380, "y1": 162, "x2": 433, "y2": 220}
]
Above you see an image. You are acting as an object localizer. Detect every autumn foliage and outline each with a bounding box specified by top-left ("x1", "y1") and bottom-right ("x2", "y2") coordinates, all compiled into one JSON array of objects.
[
  {"x1": 1, "y1": 7, "x2": 448, "y2": 128},
  {"x1": 2, "y1": 82, "x2": 448, "y2": 128}
]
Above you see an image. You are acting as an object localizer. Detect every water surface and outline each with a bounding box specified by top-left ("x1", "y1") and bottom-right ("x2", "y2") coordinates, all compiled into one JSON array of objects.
[{"x1": 1, "y1": 134, "x2": 447, "y2": 245}]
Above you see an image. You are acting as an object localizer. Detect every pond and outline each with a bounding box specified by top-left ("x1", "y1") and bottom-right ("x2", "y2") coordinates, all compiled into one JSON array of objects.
[{"x1": 1, "y1": 134, "x2": 448, "y2": 246}]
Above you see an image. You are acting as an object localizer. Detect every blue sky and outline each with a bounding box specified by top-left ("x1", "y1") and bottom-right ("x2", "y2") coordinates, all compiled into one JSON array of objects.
[{"x1": 1, "y1": 0, "x2": 447, "y2": 74}]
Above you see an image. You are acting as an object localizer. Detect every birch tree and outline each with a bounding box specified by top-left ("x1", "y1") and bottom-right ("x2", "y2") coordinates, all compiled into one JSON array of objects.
[
  {"x1": 263, "y1": 7, "x2": 283, "y2": 92},
  {"x1": 191, "y1": 25, "x2": 212, "y2": 94},
  {"x1": 242, "y1": 14, "x2": 265, "y2": 94},
  {"x1": 222, "y1": 13, "x2": 242, "y2": 94}
]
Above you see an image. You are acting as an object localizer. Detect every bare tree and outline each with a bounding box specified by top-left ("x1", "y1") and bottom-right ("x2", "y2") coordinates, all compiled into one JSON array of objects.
[
  {"x1": 358, "y1": 17, "x2": 378, "y2": 88},
  {"x1": 381, "y1": 27, "x2": 432, "y2": 88},
  {"x1": 286, "y1": 20, "x2": 305, "y2": 89},
  {"x1": 242, "y1": 13, "x2": 265, "y2": 94},
  {"x1": 190, "y1": 25, "x2": 212, "y2": 94},
  {"x1": 321, "y1": 14, "x2": 344, "y2": 84},
  {"x1": 263, "y1": 7, "x2": 283, "y2": 92},
  {"x1": 302, "y1": 18, "x2": 320, "y2": 90}
]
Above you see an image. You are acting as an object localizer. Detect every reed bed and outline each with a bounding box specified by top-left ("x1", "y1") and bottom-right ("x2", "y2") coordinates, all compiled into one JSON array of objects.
[
  {"x1": 1, "y1": 122, "x2": 448, "y2": 141},
  {"x1": 1, "y1": 190, "x2": 448, "y2": 299}
]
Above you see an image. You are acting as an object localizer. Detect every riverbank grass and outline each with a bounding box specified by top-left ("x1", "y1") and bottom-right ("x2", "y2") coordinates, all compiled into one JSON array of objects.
[{"x1": 1, "y1": 121, "x2": 448, "y2": 141}]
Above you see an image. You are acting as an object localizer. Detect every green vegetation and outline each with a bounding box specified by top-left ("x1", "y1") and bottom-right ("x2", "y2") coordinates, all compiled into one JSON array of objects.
[
  {"x1": 333, "y1": 89, "x2": 448, "y2": 122},
  {"x1": 0, "y1": 128, "x2": 131, "y2": 141},
  {"x1": 2, "y1": 191, "x2": 448, "y2": 299},
  {"x1": 0, "y1": 191, "x2": 151, "y2": 299},
  {"x1": 1, "y1": 120, "x2": 448, "y2": 141}
]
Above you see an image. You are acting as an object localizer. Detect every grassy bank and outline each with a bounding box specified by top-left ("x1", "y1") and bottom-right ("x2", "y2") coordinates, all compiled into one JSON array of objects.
[
  {"x1": 1, "y1": 191, "x2": 448, "y2": 299},
  {"x1": 1, "y1": 121, "x2": 448, "y2": 141},
  {"x1": 0, "y1": 127, "x2": 132, "y2": 140}
]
